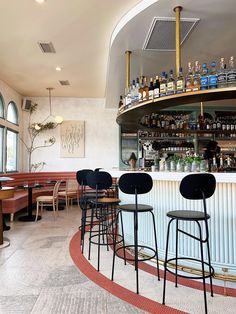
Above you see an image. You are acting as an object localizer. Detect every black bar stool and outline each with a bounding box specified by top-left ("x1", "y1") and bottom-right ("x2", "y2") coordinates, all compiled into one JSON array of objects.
[
  {"x1": 111, "y1": 172, "x2": 160, "y2": 294},
  {"x1": 162, "y1": 173, "x2": 216, "y2": 314},
  {"x1": 76, "y1": 169, "x2": 105, "y2": 253},
  {"x1": 86, "y1": 171, "x2": 120, "y2": 272}
]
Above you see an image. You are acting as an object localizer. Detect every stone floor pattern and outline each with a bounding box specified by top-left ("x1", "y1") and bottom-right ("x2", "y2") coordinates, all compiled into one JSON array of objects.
[{"x1": 1, "y1": 205, "x2": 236, "y2": 313}]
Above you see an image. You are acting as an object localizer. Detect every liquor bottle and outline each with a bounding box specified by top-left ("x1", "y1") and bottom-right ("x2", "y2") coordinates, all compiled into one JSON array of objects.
[
  {"x1": 149, "y1": 77, "x2": 154, "y2": 100},
  {"x1": 185, "y1": 62, "x2": 193, "y2": 92},
  {"x1": 209, "y1": 61, "x2": 218, "y2": 89},
  {"x1": 227, "y1": 56, "x2": 236, "y2": 87},
  {"x1": 130, "y1": 79, "x2": 136, "y2": 104},
  {"x1": 154, "y1": 76, "x2": 160, "y2": 98},
  {"x1": 212, "y1": 118, "x2": 217, "y2": 130},
  {"x1": 217, "y1": 57, "x2": 227, "y2": 88},
  {"x1": 167, "y1": 69, "x2": 175, "y2": 95},
  {"x1": 193, "y1": 61, "x2": 201, "y2": 91},
  {"x1": 138, "y1": 76, "x2": 144, "y2": 102},
  {"x1": 176, "y1": 67, "x2": 184, "y2": 94},
  {"x1": 134, "y1": 77, "x2": 140, "y2": 103},
  {"x1": 118, "y1": 95, "x2": 123, "y2": 108},
  {"x1": 200, "y1": 63, "x2": 209, "y2": 90},
  {"x1": 124, "y1": 85, "x2": 131, "y2": 108},
  {"x1": 160, "y1": 72, "x2": 167, "y2": 96},
  {"x1": 143, "y1": 77, "x2": 149, "y2": 101}
]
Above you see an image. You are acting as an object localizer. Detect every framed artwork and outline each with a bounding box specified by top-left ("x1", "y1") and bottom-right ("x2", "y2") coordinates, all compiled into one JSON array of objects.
[{"x1": 60, "y1": 120, "x2": 85, "y2": 158}]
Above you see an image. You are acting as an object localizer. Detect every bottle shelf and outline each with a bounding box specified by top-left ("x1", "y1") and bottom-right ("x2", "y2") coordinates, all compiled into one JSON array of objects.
[{"x1": 117, "y1": 87, "x2": 236, "y2": 128}]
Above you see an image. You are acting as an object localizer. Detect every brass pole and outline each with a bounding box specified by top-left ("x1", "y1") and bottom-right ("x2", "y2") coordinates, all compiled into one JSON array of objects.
[
  {"x1": 174, "y1": 6, "x2": 182, "y2": 77},
  {"x1": 125, "y1": 51, "x2": 132, "y2": 89}
]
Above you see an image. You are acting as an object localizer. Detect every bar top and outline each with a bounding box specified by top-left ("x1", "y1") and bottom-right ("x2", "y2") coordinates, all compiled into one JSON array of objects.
[{"x1": 108, "y1": 170, "x2": 236, "y2": 183}]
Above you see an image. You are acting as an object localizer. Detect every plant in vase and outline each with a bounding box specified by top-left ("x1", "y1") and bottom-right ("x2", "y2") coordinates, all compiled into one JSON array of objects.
[
  {"x1": 192, "y1": 156, "x2": 202, "y2": 172},
  {"x1": 128, "y1": 152, "x2": 137, "y2": 170},
  {"x1": 183, "y1": 156, "x2": 194, "y2": 172},
  {"x1": 168, "y1": 154, "x2": 179, "y2": 172}
]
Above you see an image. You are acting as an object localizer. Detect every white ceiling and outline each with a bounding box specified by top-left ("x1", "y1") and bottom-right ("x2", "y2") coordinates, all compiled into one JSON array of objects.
[
  {"x1": 0, "y1": 0, "x2": 140, "y2": 97},
  {"x1": 0, "y1": 0, "x2": 235, "y2": 105}
]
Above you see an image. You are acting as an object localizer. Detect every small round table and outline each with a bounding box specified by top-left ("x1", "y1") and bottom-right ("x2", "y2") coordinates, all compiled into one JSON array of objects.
[{"x1": 0, "y1": 187, "x2": 14, "y2": 249}]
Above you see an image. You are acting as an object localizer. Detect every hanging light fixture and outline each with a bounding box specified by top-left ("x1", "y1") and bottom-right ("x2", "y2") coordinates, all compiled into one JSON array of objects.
[
  {"x1": 47, "y1": 87, "x2": 63, "y2": 124},
  {"x1": 34, "y1": 88, "x2": 63, "y2": 130}
]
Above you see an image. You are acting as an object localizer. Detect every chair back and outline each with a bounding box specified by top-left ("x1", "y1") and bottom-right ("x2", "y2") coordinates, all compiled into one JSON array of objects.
[
  {"x1": 53, "y1": 181, "x2": 62, "y2": 199},
  {"x1": 76, "y1": 169, "x2": 93, "y2": 186},
  {"x1": 180, "y1": 173, "x2": 216, "y2": 200},
  {"x1": 66, "y1": 179, "x2": 78, "y2": 192},
  {"x1": 119, "y1": 173, "x2": 153, "y2": 195},
  {"x1": 86, "y1": 171, "x2": 112, "y2": 190}
]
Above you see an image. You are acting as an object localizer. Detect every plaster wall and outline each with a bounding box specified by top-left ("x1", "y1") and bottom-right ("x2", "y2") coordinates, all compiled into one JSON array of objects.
[{"x1": 22, "y1": 97, "x2": 119, "y2": 171}]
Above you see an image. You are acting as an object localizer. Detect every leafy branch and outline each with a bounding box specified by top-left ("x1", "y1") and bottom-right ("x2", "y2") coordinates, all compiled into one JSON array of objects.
[{"x1": 21, "y1": 103, "x2": 59, "y2": 172}]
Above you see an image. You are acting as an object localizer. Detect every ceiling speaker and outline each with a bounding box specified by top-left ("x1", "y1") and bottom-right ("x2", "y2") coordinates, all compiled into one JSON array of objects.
[{"x1": 22, "y1": 99, "x2": 32, "y2": 111}]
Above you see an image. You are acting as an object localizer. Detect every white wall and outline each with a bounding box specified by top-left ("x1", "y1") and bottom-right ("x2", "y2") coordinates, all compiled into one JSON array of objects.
[{"x1": 22, "y1": 97, "x2": 119, "y2": 172}]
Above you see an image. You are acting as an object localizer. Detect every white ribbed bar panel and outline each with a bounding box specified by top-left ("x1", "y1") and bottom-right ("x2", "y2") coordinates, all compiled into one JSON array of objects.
[{"x1": 109, "y1": 170, "x2": 236, "y2": 275}]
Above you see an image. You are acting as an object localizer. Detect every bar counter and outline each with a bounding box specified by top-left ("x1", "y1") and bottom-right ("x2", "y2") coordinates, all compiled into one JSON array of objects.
[{"x1": 109, "y1": 170, "x2": 236, "y2": 276}]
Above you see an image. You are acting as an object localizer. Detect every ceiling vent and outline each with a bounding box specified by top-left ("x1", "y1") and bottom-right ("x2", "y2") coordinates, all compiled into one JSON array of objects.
[
  {"x1": 143, "y1": 17, "x2": 199, "y2": 51},
  {"x1": 38, "y1": 41, "x2": 56, "y2": 53},
  {"x1": 59, "y1": 80, "x2": 70, "y2": 86}
]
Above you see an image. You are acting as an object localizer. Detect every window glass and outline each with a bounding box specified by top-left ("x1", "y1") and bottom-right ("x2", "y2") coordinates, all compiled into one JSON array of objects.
[
  {"x1": 7, "y1": 101, "x2": 18, "y2": 124},
  {"x1": 0, "y1": 94, "x2": 4, "y2": 118},
  {"x1": 0, "y1": 127, "x2": 3, "y2": 172},
  {"x1": 6, "y1": 129, "x2": 18, "y2": 172}
]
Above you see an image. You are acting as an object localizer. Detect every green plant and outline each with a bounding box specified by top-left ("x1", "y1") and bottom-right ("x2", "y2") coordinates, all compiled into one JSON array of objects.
[{"x1": 20, "y1": 104, "x2": 58, "y2": 172}]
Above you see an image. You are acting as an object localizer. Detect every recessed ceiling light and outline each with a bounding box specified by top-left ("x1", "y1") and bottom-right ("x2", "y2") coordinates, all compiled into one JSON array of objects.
[
  {"x1": 56, "y1": 66, "x2": 62, "y2": 71},
  {"x1": 35, "y1": 0, "x2": 46, "y2": 4}
]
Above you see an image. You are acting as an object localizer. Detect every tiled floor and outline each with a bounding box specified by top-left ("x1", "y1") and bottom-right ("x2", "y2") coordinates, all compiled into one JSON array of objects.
[
  {"x1": 1, "y1": 205, "x2": 236, "y2": 313},
  {"x1": 0, "y1": 207, "x2": 145, "y2": 314}
]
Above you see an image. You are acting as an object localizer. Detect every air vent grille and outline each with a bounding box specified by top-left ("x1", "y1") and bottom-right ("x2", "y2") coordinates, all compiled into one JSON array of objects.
[
  {"x1": 143, "y1": 17, "x2": 199, "y2": 51},
  {"x1": 59, "y1": 80, "x2": 70, "y2": 86},
  {"x1": 38, "y1": 41, "x2": 56, "y2": 53}
]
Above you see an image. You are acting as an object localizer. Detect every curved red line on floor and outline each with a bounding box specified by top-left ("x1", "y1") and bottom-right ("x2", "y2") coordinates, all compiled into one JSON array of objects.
[
  {"x1": 70, "y1": 230, "x2": 186, "y2": 314},
  {"x1": 70, "y1": 231, "x2": 236, "y2": 314}
]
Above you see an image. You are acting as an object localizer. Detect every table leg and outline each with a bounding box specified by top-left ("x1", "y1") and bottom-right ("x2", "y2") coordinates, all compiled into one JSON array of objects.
[
  {"x1": 19, "y1": 187, "x2": 41, "y2": 222},
  {"x1": 0, "y1": 200, "x2": 10, "y2": 249}
]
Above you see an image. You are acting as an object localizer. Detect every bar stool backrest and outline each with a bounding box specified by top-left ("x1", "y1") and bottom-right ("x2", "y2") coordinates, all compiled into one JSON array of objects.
[
  {"x1": 119, "y1": 173, "x2": 153, "y2": 195},
  {"x1": 180, "y1": 173, "x2": 216, "y2": 200},
  {"x1": 76, "y1": 169, "x2": 93, "y2": 186},
  {"x1": 86, "y1": 171, "x2": 112, "y2": 190}
]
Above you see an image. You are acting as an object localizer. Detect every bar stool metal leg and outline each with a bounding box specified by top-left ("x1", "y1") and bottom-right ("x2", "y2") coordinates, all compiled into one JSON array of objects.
[
  {"x1": 150, "y1": 211, "x2": 160, "y2": 280},
  {"x1": 175, "y1": 219, "x2": 179, "y2": 287},
  {"x1": 134, "y1": 210, "x2": 139, "y2": 294},
  {"x1": 162, "y1": 218, "x2": 174, "y2": 305},
  {"x1": 197, "y1": 221, "x2": 208, "y2": 314}
]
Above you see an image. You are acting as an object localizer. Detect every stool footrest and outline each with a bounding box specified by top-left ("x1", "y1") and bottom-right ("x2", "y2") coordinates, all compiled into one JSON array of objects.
[
  {"x1": 115, "y1": 244, "x2": 156, "y2": 262},
  {"x1": 165, "y1": 257, "x2": 215, "y2": 280}
]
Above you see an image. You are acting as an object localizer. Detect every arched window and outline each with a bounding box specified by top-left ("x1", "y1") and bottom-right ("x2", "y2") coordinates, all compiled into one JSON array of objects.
[
  {"x1": 0, "y1": 94, "x2": 4, "y2": 118},
  {"x1": 7, "y1": 101, "x2": 18, "y2": 124}
]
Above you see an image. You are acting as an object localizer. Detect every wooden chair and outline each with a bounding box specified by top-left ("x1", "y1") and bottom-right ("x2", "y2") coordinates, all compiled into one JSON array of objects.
[
  {"x1": 57, "y1": 179, "x2": 79, "y2": 211},
  {"x1": 35, "y1": 181, "x2": 62, "y2": 221}
]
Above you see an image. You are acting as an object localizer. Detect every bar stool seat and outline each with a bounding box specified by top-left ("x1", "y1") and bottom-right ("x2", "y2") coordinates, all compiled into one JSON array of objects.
[
  {"x1": 119, "y1": 204, "x2": 153, "y2": 212},
  {"x1": 167, "y1": 210, "x2": 210, "y2": 220}
]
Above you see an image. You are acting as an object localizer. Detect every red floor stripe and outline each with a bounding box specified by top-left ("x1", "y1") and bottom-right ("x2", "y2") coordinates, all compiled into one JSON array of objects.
[{"x1": 70, "y1": 231, "x2": 186, "y2": 314}]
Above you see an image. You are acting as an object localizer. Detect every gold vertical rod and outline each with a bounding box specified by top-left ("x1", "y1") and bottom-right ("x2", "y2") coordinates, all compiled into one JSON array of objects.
[
  {"x1": 125, "y1": 51, "x2": 132, "y2": 89},
  {"x1": 174, "y1": 6, "x2": 182, "y2": 77}
]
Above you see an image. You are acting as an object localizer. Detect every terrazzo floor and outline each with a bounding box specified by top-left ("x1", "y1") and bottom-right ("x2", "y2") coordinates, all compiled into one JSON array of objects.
[
  {"x1": 0, "y1": 206, "x2": 144, "y2": 314},
  {"x1": 1, "y1": 205, "x2": 236, "y2": 313}
]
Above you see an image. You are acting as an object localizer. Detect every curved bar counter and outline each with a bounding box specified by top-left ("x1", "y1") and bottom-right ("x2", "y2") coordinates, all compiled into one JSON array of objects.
[{"x1": 110, "y1": 170, "x2": 236, "y2": 276}]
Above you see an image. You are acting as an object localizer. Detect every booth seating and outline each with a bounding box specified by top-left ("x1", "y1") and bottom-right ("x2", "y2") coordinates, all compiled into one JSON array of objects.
[
  {"x1": 111, "y1": 172, "x2": 160, "y2": 294},
  {"x1": 162, "y1": 173, "x2": 216, "y2": 314},
  {"x1": 1, "y1": 172, "x2": 76, "y2": 221}
]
